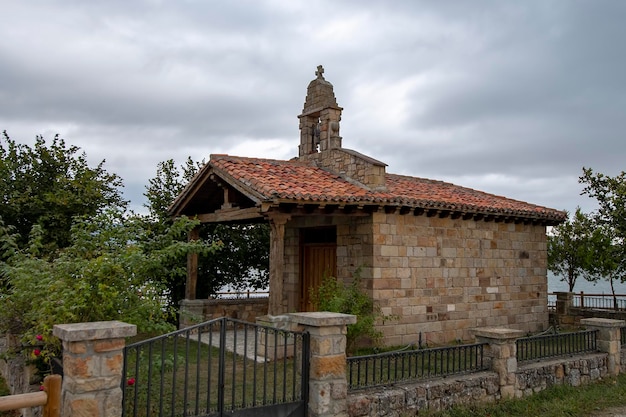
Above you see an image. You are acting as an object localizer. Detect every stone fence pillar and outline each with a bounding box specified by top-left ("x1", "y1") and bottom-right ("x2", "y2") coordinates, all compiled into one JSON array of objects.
[
  {"x1": 555, "y1": 291, "x2": 573, "y2": 315},
  {"x1": 581, "y1": 318, "x2": 624, "y2": 376},
  {"x1": 473, "y1": 328, "x2": 525, "y2": 399},
  {"x1": 53, "y1": 321, "x2": 137, "y2": 417},
  {"x1": 554, "y1": 291, "x2": 576, "y2": 326},
  {"x1": 290, "y1": 312, "x2": 356, "y2": 417}
]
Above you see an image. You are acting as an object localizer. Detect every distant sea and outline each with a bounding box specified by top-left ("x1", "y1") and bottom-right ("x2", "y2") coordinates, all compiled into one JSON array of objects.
[{"x1": 548, "y1": 272, "x2": 626, "y2": 295}]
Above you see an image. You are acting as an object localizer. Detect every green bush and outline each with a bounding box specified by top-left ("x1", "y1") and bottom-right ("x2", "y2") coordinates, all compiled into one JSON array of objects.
[
  {"x1": 0, "y1": 210, "x2": 222, "y2": 373},
  {"x1": 311, "y1": 268, "x2": 394, "y2": 353}
]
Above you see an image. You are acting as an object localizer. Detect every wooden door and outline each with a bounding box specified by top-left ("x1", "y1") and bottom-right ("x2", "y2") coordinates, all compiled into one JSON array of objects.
[{"x1": 300, "y1": 244, "x2": 337, "y2": 312}]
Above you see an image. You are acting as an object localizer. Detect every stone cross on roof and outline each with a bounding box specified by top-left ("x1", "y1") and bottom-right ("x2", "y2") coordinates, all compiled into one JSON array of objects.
[{"x1": 315, "y1": 65, "x2": 324, "y2": 79}]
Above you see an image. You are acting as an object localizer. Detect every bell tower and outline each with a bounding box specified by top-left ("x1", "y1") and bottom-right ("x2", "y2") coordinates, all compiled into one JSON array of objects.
[{"x1": 298, "y1": 65, "x2": 343, "y2": 157}]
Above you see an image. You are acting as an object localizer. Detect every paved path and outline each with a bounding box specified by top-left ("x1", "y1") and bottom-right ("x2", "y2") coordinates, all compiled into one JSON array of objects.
[{"x1": 198, "y1": 330, "x2": 267, "y2": 363}]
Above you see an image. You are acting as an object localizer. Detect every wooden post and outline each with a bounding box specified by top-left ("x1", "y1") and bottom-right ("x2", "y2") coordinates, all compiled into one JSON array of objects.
[
  {"x1": 42, "y1": 374, "x2": 61, "y2": 417},
  {"x1": 185, "y1": 226, "x2": 200, "y2": 300},
  {"x1": 268, "y1": 214, "x2": 290, "y2": 315},
  {"x1": 580, "y1": 291, "x2": 585, "y2": 308}
]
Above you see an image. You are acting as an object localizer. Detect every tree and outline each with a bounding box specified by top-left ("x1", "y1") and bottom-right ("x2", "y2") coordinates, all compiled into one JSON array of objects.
[
  {"x1": 547, "y1": 207, "x2": 595, "y2": 292},
  {"x1": 580, "y1": 168, "x2": 626, "y2": 298},
  {"x1": 143, "y1": 159, "x2": 270, "y2": 306},
  {"x1": 144, "y1": 158, "x2": 200, "y2": 221},
  {"x1": 586, "y1": 222, "x2": 622, "y2": 308},
  {"x1": 0, "y1": 208, "x2": 222, "y2": 362},
  {"x1": 0, "y1": 131, "x2": 126, "y2": 254}
]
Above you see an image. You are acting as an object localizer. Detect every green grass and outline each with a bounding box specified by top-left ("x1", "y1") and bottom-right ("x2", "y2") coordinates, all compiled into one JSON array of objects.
[
  {"x1": 123, "y1": 332, "x2": 304, "y2": 417},
  {"x1": 420, "y1": 373, "x2": 626, "y2": 417}
]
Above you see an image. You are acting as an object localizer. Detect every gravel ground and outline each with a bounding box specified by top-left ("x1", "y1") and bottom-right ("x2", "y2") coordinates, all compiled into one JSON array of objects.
[{"x1": 589, "y1": 406, "x2": 626, "y2": 417}]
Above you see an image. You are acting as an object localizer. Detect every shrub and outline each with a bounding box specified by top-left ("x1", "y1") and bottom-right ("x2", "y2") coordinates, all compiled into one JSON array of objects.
[
  {"x1": 0, "y1": 210, "x2": 222, "y2": 373},
  {"x1": 311, "y1": 268, "x2": 394, "y2": 353}
]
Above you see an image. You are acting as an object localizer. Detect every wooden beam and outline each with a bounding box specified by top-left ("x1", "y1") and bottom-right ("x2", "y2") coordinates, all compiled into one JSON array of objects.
[
  {"x1": 0, "y1": 374, "x2": 59, "y2": 415},
  {"x1": 221, "y1": 187, "x2": 233, "y2": 209},
  {"x1": 279, "y1": 203, "x2": 298, "y2": 213},
  {"x1": 268, "y1": 214, "x2": 290, "y2": 315},
  {"x1": 0, "y1": 392, "x2": 47, "y2": 411},
  {"x1": 363, "y1": 205, "x2": 380, "y2": 214},
  {"x1": 185, "y1": 227, "x2": 200, "y2": 300},
  {"x1": 196, "y1": 207, "x2": 263, "y2": 223}
]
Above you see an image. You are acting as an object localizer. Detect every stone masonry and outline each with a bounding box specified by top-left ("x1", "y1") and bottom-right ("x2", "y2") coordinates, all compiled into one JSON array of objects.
[
  {"x1": 371, "y1": 212, "x2": 549, "y2": 346},
  {"x1": 290, "y1": 312, "x2": 357, "y2": 417},
  {"x1": 281, "y1": 211, "x2": 549, "y2": 346},
  {"x1": 53, "y1": 321, "x2": 136, "y2": 417}
]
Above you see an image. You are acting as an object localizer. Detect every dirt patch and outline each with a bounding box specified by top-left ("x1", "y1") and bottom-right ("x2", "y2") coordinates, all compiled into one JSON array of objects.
[{"x1": 589, "y1": 406, "x2": 626, "y2": 417}]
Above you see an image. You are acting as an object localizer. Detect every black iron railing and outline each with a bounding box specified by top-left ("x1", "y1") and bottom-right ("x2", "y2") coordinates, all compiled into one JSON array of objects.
[
  {"x1": 516, "y1": 330, "x2": 598, "y2": 363},
  {"x1": 621, "y1": 327, "x2": 626, "y2": 347},
  {"x1": 347, "y1": 343, "x2": 488, "y2": 390},
  {"x1": 121, "y1": 317, "x2": 309, "y2": 417}
]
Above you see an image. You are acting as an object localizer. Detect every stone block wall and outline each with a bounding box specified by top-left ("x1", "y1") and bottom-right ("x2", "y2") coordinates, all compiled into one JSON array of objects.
[
  {"x1": 516, "y1": 355, "x2": 608, "y2": 396},
  {"x1": 281, "y1": 211, "x2": 549, "y2": 347},
  {"x1": 346, "y1": 354, "x2": 609, "y2": 417},
  {"x1": 283, "y1": 222, "x2": 302, "y2": 313},
  {"x1": 347, "y1": 320, "x2": 621, "y2": 417},
  {"x1": 303, "y1": 148, "x2": 386, "y2": 189},
  {"x1": 179, "y1": 298, "x2": 268, "y2": 328},
  {"x1": 348, "y1": 372, "x2": 500, "y2": 416},
  {"x1": 370, "y1": 211, "x2": 549, "y2": 346},
  {"x1": 53, "y1": 321, "x2": 136, "y2": 417},
  {"x1": 0, "y1": 334, "x2": 41, "y2": 417},
  {"x1": 283, "y1": 215, "x2": 374, "y2": 313}
]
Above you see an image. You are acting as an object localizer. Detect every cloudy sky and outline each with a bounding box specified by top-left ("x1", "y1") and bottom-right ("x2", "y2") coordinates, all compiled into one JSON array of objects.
[{"x1": 1, "y1": 1, "x2": 624, "y2": 215}]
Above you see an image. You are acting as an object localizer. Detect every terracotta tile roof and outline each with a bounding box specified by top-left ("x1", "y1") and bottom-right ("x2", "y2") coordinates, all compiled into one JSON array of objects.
[{"x1": 209, "y1": 154, "x2": 566, "y2": 223}]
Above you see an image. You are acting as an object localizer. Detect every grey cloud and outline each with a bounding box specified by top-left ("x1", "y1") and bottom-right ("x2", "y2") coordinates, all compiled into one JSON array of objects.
[{"x1": 1, "y1": 0, "x2": 624, "y2": 216}]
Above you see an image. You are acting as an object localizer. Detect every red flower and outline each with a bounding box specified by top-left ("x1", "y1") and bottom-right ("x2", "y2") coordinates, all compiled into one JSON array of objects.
[
  {"x1": 39, "y1": 386, "x2": 45, "y2": 391},
  {"x1": 127, "y1": 378, "x2": 136, "y2": 386},
  {"x1": 36, "y1": 335, "x2": 43, "y2": 341},
  {"x1": 33, "y1": 349, "x2": 41, "y2": 357}
]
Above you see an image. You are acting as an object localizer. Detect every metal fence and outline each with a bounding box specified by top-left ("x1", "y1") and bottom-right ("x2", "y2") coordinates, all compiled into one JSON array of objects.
[
  {"x1": 347, "y1": 343, "x2": 489, "y2": 390},
  {"x1": 122, "y1": 317, "x2": 309, "y2": 417},
  {"x1": 516, "y1": 330, "x2": 598, "y2": 363},
  {"x1": 573, "y1": 294, "x2": 626, "y2": 310}
]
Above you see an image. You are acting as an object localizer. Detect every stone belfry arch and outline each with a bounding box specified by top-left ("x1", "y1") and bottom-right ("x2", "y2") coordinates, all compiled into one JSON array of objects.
[{"x1": 298, "y1": 65, "x2": 343, "y2": 156}]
